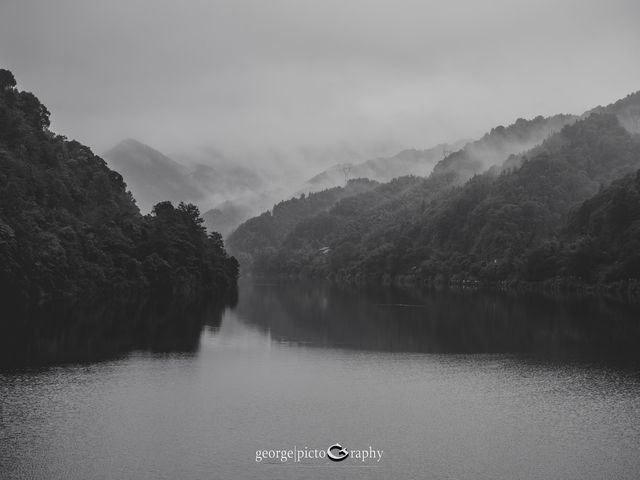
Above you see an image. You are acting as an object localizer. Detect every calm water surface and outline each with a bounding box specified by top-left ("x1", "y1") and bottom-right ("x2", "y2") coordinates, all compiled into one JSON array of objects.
[{"x1": 2, "y1": 283, "x2": 640, "y2": 479}]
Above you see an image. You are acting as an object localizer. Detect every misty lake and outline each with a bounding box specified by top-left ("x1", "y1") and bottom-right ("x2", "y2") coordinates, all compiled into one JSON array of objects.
[{"x1": 2, "y1": 282, "x2": 640, "y2": 480}]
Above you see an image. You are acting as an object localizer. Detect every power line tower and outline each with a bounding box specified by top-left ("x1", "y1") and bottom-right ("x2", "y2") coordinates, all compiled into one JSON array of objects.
[{"x1": 442, "y1": 147, "x2": 452, "y2": 159}]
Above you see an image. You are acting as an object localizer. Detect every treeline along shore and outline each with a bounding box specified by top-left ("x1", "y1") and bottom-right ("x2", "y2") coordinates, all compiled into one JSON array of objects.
[
  {"x1": 229, "y1": 93, "x2": 640, "y2": 301},
  {"x1": 0, "y1": 69, "x2": 238, "y2": 366}
]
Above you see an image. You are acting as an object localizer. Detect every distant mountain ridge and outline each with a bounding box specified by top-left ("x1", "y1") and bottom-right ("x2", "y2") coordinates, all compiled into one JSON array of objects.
[
  {"x1": 103, "y1": 138, "x2": 204, "y2": 213},
  {"x1": 103, "y1": 139, "x2": 275, "y2": 235},
  {"x1": 202, "y1": 201, "x2": 253, "y2": 238},
  {"x1": 588, "y1": 90, "x2": 640, "y2": 133},
  {"x1": 302, "y1": 113, "x2": 578, "y2": 193},
  {"x1": 303, "y1": 141, "x2": 469, "y2": 191},
  {"x1": 229, "y1": 90, "x2": 640, "y2": 289},
  {"x1": 431, "y1": 114, "x2": 578, "y2": 181}
]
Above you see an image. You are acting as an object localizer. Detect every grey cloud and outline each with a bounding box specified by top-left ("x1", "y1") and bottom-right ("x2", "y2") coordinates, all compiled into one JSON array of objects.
[{"x1": 1, "y1": 0, "x2": 639, "y2": 166}]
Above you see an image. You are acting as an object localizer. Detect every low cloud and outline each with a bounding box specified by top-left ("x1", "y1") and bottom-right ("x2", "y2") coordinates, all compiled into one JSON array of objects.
[{"x1": 2, "y1": 0, "x2": 639, "y2": 171}]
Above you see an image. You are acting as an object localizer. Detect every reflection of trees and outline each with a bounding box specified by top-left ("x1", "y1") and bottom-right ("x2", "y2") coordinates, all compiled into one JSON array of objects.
[
  {"x1": 236, "y1": 282, "x2": 640, "y2": 359},
  {"x1": 1, "y1": 295, "x2": 228, "y2": 368},
  {"x1": 0, "y1": 69, "x2": 240, "y2": 368}
]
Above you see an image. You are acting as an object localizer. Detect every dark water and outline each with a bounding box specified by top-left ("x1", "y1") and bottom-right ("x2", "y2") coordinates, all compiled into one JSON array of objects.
[{"x1": 2, "y1": 282, "x2": 640, "y2": 479}]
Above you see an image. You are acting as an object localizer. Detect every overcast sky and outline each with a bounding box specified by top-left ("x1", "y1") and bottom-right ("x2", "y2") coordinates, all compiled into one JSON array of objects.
[{"x1": 2, "y1": 0, "x2": 639, "y2": 161}]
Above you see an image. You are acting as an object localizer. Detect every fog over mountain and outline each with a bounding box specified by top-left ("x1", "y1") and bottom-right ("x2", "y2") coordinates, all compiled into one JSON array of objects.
[
  {"x1": 2, "y1": 0, "x2": 639, "y2": 171},
  {"x1": 4, "y1": 2, "x2": 640, "y2": 478},
  {"x1": 103, "y1": 139, "x2": 205, "y2": 213},
  {"x1": 228, "y1": 91, "x2": 640, "y2": 282},
  {"x1": 6, "y1": 0, "x2": 639, "y2": 239},
  {"x1": 103, "y1": 140, "x2": 269, "y2": 213},
  {"x1": 102, "y1": 139, "x2": 319, "y2": 232},
  {"x1": 102, "y1": 137, "x2": 454, "y2": 233},
  {"x1": 100, "y1": 97, "x2": 629, "y2": 235},
  {"x1": 302, "y1": 141, "x2": 469, "y2": 192}
]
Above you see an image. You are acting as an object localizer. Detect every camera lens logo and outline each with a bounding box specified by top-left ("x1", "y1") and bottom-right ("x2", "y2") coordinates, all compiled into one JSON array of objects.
[{"x1": 327, "y1": 443, "x2": 350, "y2": 462}]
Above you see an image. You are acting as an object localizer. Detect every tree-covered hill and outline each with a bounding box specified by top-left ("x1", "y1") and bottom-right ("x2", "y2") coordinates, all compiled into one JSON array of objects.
[
  {"x1": 589, "y1": 90, "x2": 640, "y2": 134},
  {"x1": 302, "y1": 141, "x2": 468, "y2": 191},
  {"x1": 227, "y1": 178, "x2": 378, "y2": 270},
  {"x1": 432, "y1": 113, "x2": 576, "y2": 182},
  {"x1": 0, "y1": 69, "x2": 238, "y2": 363},
  {"x1": 410, "y1": 113, "x2": 640, "y2": 283},
  {"x1": 559, "y1": 169, "x2": 640, "y2": 283},
  {"x1": 231, "y1": 110, "x2": 640, "y2": 286},
  {"x1": 229, "y1": 112, "x2": 580, "y2": 274}
]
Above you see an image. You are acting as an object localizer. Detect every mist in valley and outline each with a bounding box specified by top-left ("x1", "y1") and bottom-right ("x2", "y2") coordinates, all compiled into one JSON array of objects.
[
  {"x1": 3, "y1": 0, "x2": 640, "y2": 236},
  {"x1": 0, "y1": 0, "x2": 640, "y2": 232},
  {"x1": 4, "y1": 2, "x2": 640, "y2": 480}
]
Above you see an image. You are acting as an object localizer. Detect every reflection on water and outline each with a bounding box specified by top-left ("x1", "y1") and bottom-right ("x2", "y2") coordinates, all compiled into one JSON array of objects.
[
  {"x1": 2, "y1": 282, "x2": 640, "y2": 480},
  {"x1": 236, "y1": 281, "x2": 640, "y2": 359},
  {"x1": 0, "y1": 296, "x2": 228, "y2": 367}
]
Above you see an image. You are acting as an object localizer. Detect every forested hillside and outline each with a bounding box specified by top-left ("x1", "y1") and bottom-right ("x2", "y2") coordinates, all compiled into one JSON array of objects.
[
  {"x1": 303, "y1": 141, "x2": 467, "y2": 191},
  {"x1": 231, "y1": 107, "x2": 640, "y2": 287},
  {"x1": 229, "y1": 113, "x2": 579, "y2": 274},
  {"x1": 559, "y1": 169, "x2": 640, "y2": 282},
  {"x1": 432, "y1": 113, "x2": 576, "y2": 181},
  {"x1": 0, "y1": 69, "x2": 238, "y2": 363},
  {"x1": 227, "y1": 178, "x2": 378, "y2": 270}
]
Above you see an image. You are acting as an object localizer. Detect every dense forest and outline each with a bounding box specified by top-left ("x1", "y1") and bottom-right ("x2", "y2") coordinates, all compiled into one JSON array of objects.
[
  {"x1": 230, "y1": 96, "x2": 640, "y2": 293},
  {"x1": 0, "y1": 69, "x2": 238, "y2": 364},
  {"x1": 228, "y1": 111, "x2": 582, "y2": 274},
  {"x1": 432, "y1": 113, "x2": 576, "y2": 181},
  {"x1": 228, "y1": 178, "x2": 378, "y2": 270}
]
